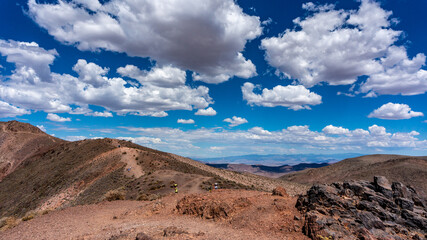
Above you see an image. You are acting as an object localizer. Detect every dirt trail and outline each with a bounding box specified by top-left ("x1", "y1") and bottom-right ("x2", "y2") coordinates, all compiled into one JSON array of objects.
[
  {"x1": 120, "y1": 147, "x2": 145, "y2": 178},
  {"x1": 0, "y1": 190, "x2": 309, "y2": 240},
  {"x1": 169, "y1": 153, "x2": 309, "y2": 195},
  {"x1": 151, "y1": 169, "x2": 212, "y2": 194},
  {"x1": 35, "y1": 146, "x2": 145, "y2": 213}
]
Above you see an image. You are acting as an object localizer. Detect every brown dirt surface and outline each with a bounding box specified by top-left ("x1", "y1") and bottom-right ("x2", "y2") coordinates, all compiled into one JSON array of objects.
[
  {"x1": 0, "y1": 120, "x2": 63, "y2": 181},
  {"x1": 281, "y1": 154, "x2": 427, "y2": 197},
  {"x1": 0, "y1": 189, "x2": 309, "y2": 240}
]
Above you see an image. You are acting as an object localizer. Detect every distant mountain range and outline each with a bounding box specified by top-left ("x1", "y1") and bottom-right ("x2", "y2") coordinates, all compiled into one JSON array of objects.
[
  {"x1": 196, "y1": 153, "x2": 362, "y2": 166},
  {"x1": 206, "y1": 162, "x2": 329, "y2": 178}
]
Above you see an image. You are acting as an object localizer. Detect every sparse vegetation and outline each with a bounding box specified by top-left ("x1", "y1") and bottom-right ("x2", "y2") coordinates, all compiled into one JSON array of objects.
[
  {"x1": 137, "y1": 193, "x2": 161, "y2": 201},
  {"x1": 22, "y1": 211, "x2": 37, "y2": 221},
  {"x1": 41, "y1": 209, "x2": 51, "y2": 215},
  {"x1": 0, "y1": 216, "x2": 19, "y2": 231},
  {"x1": 104, "y1": 189, "x2": 126, "y2": 201},
  {"x1": 317, "y1": 235, "x2": 333, "y2": 240}
]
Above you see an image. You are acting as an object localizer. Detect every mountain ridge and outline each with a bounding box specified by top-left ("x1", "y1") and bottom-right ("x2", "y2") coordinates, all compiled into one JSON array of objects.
[
  {"x1": 197, "y1": 152, "x2": 362, "y2": 166},
  {"x1": 0, "y1": 121, "x2": 306, "y2": 219},
  {"x1": 206, "y1": 162, "x2": 329, "y2": 178},
  {"x1": 0, "y1": 120, "x2": 64, "y2": 181}
]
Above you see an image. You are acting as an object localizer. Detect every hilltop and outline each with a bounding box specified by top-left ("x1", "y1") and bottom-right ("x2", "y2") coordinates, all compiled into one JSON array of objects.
[
  {"x1": 281, "y1": 154, "x2": 427, "y2": 197},
  {"x1": 0, "y1": 121, "x2": 63, "y2": 181}
]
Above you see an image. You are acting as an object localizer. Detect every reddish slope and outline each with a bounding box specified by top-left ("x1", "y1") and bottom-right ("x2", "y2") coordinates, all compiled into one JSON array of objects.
[{"x1": 0, "y1": 121, "x2": 63, "y2": 181}]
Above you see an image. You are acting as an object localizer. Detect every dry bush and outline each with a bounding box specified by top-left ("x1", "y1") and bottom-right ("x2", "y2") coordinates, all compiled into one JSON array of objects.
[
  {"x1": 137, "y1": 193, "x2": 160, "y2": 201},
  {"x1": 104, "y1": 189, "x2": 126, "y2": 201},
  {"x1": 22, "y1": 211, "x2": 37, "y2": 221},
  {"x1": 41, "y1": 209, "x2": 51, "y2": 215},
  {"x1": 0, "y1": 216, "x2": 19, "y2": 231}
]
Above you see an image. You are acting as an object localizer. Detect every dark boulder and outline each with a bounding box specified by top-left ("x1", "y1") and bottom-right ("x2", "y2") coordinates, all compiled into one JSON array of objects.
[
  {"x1": 297, "y1": 176, "x2": 427, "y2": 239},
  {"x1": 374, "y1": 176, "x2": 393, "y2": 199}
]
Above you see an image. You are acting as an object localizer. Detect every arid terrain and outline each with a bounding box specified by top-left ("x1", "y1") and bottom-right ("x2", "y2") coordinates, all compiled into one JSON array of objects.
[
  {"x1": 0, "y1": 121, "x2": 426, "y2": 240},
  {"x1": 1, "y1": 190, "x2": 309, "y2": 240},
  {"x1": 281, "y1": 154, "x2": 427, "y2": 198},
  {"x1": 0, "y1": 121, "x2": 63, "y2": 181}
]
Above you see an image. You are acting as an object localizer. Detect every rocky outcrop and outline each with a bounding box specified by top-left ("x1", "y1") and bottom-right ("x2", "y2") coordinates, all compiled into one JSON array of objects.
[{"x1": 296, "y1": 176, "x2": 427, "y2": 240}]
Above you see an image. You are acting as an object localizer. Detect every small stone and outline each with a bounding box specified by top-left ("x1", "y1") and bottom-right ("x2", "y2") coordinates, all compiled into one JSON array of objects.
[
  {"x1": 135, "y1": 232, "x2": 152, "y2": 240},
  {"x1": 272, "y1": 186, "x2": 289, "y2": 197},
  {"x1": 395, "y1": 197, "x2": 414, "y2": 211}
]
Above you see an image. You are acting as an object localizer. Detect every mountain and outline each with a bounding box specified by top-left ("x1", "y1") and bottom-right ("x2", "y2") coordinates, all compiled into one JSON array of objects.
[
  {"x1": 197, "y1": 153, "x2": 361, "y2": 166},
  {"x1": 0, "y1": 121, "x2": 63, "y2": 181},
  {"x1": 206, "y1": 162, "x2": 329, "y2": 178},
  {"x1": 280, "y1": 154, "x2": 427, "y2": 197},
  {"x1": 0, "y1": 121, "x2": 306, "y2": 219},
  {"x1": 1, "y1": 121, "x2": 426, "y2": 240}
]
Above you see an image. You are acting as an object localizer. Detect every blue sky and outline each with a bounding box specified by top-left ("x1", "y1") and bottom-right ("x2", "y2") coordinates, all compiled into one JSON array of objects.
[{"x1": 0, "y1": 0, "x2": 427, "y2": 158}]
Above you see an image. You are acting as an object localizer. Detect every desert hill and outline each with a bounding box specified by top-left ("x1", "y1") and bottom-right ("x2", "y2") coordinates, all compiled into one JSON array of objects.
[
  {"x1": 207, "y1": 162, "x2": 329, "y2": 178},
  {"x1": 280, "y1": 154, "x2": 427, "y2": 197},
  {"x1": 0, "y1": 121, "x2": 306, "y2": 220},
  {"x1": 1, "y1": 121, "x2": 427, "y2": 239},
  {"x1": 0, "y1": 120, "x2": 63, "y2": 181}
]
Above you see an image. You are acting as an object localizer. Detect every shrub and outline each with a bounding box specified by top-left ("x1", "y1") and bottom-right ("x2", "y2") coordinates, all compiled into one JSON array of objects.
[
  {"x1": 22, "y1": 211, "x2": 37, "y2": 221},
  {"x1": 104, "y1": 189, "x2": 126, "y2": 201},
  {"x1": 0, "y1": 216, "x2": 19, "y2": 231},
  {"x1": 137, "y1": 193, "x2": 161, "y2": 201},
  {"x1": 41, "y1": 209, "x2": 51, "y2": 215}
]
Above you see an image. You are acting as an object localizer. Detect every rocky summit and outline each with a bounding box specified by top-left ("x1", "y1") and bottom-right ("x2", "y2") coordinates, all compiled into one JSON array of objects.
[{"x1": 296, "y1": 176, "x2": 427, "y2": 240}]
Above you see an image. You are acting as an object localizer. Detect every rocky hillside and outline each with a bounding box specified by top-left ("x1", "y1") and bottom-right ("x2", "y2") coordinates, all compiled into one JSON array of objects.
[
  {"x1": 296, "y1": 176, "x2": 427, "y2": 240},
  {"x1": 281, "y1": 154, "x2": 427, "y2": 197},
  {"x1": 0, "y1": 121, "x2": 63, "y2": 181},
  {"x1": 0, "y1": 121, "x2": 305, "y2": 220}
]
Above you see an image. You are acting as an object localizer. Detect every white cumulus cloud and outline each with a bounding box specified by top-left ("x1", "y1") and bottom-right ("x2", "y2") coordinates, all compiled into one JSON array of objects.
[
  {"x1": 36, "y1": 125, "x2": 46, "y2": 132},
  {"x1": 260, "y1": 0, "x2": 427, "y2": 96},
  {"x1": 361, "y1": 46, "x2": 427, "y2": 96},
  {"x1": 242, "y1": 82, "x2": 322, "y2": 110},
  {"x1": 368, "y1": 102, "x2": 424, "y2": 120},
  {"x1": 177, "y1": 119, "x2": 195, "y2": 124},
  {"x1": 0, "y1": 39, "x2": 57, "y2": 84},
  {"x1": 72, "y1": 59, "x2": 109, "y2": 87},
  {"x1": 195, "y1": 107, "x2": 217, "y2": 116},
  {"x1": 47, "y1": 113, "x2": 71, "y2": 122},
  {"x1": 121, "y1": 124, "x2": 427, "y2": 158},
  {"x1": 117, "y1": 64, "x2": 186, "y2": 88},
  {"x1": 0, "y1": 101, "x2": 30, "y2": 118},
  {"x1": 28, "y1": 0, "x2": 262, "y2": 83},
  {"x1": 224, "y1": 116, "x2": 248, "y2": 127},
  {"x1": 322, "y1": 125, "x2": 350, "y2": 135},
  {"x1": 65, "y1": 135, "x2": 87, "y2": 141},
  {"x1": 0, "y1": 40, "x2": 213, "y2": 116}
]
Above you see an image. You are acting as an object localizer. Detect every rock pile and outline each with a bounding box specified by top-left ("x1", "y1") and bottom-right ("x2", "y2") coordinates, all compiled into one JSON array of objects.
[{"x1": 296, "y1": 176, "x2": 427, "y2": 240}]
